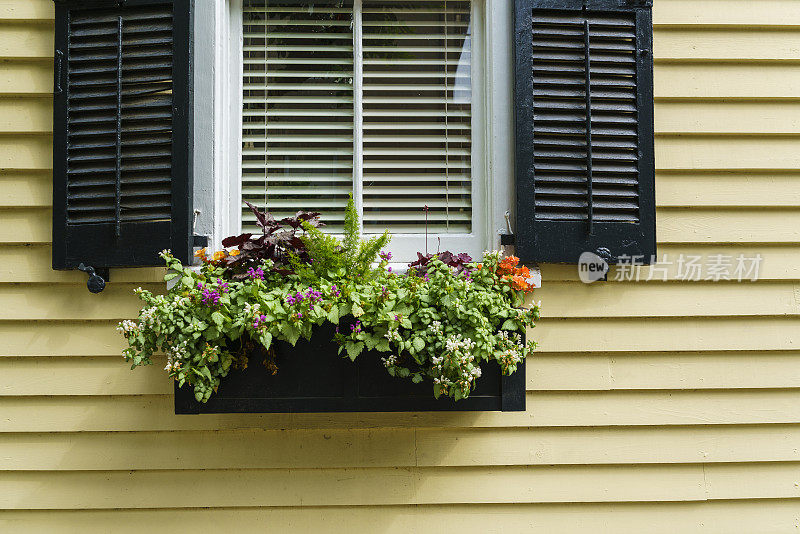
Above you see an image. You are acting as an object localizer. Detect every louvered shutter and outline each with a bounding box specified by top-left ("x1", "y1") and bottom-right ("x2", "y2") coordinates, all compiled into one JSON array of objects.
[
  {"x1": 514, "y1": 0, "x2": 654, "y2": 264},
  {"x1": 52, "y1": 0, "x2": 194, "y2": 270}
]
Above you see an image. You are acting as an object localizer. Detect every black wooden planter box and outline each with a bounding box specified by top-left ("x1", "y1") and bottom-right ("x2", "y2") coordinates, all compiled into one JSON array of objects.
[{"x1": 175, "y1": 323, "x2": 526, "y2": 414}]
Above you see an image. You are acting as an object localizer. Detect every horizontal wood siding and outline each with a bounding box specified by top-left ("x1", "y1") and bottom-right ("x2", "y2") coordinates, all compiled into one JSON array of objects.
[{"x1": 0, "y1": 0, "x2": 798, "y2": 531}]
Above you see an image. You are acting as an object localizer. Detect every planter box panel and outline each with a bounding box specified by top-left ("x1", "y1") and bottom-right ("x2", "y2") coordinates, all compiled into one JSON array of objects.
[{"x1": 175, "y1": 324, "x2": 526, "y2": 414}]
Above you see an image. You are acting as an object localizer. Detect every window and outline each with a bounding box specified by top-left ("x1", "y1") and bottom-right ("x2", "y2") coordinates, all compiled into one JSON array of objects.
[
  {"x1": 231, "y1": 0, "x2": 488, "y2": 260},
  {"x1": 50, "y1": 0, "x2": 654, "y2": 272}
]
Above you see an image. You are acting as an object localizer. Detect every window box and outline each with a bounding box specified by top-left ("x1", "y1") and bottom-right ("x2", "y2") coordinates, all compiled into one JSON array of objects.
[{"x1": 174, "y1": 322, "x2": 525, "y2": 414}]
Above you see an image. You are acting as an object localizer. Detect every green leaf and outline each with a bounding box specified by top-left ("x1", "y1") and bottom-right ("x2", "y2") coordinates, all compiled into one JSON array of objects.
[
  {"x1": 327, "y1": 306, "x2": 340, "y2": 324},
  {"x1": 501, "y1": 319, "x2": 517, "y2": 331},
  {"x1": 345, "y1": 341, "x2": 364, "y2": 361},
  {"x1": 352, "y1": 304, "x2": 364, "y2": 317},
  {"x1": 164, "y1": 272, "x2": 179, "y2": 282},
  {"x1": 375, "y1": 338, "x2": 390, "y2": 352},
  {"x1": 412, "y1": 337, "x2": 425, "y2": 352},
  {"x1": 412, "y1": 373, "x2": 423, "y2": 384},
  {"x1": 211, "y1": 311, "x2": 225, "y2": 327}
]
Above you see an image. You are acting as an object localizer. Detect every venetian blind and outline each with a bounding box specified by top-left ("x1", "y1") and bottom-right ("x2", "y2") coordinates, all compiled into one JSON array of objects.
[
  {"x1": 241, "y1": 0, "x2": 473, "y2": 235},
  {"x1": 242, "y1": 0, "x2": 355, "y2": 230}
]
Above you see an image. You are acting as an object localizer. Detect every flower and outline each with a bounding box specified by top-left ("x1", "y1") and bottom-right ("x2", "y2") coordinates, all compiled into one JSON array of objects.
[
  {"x1": 379, "y1": 250, "x2": 393, "y2": 261},
  {"x1": 194, "y1": 248, "x2": 207, "y2": 259},
  {"x1": 330, "y1": 284, "x2": 340, "y2": 297},
  {"x1": 229, "y1": 249, "x2": 241, "y2": 257},
  {"x1": 247, "y1": 267, "x2": 264, "y2": 280},
  {"x1": 212, "y1": 250, "x2": 226, "y2": 262}
]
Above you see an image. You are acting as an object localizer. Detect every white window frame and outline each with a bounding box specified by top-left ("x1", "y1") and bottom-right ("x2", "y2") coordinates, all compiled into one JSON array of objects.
[{"x1": 195, "y1": 0, "x2": 516, "y2": 263}]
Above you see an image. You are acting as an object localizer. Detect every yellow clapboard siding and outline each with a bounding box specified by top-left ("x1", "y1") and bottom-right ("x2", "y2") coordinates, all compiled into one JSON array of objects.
[
  {"x1": 2, "y1": 425, "x2": 798, "y2": 471},
  {"x1": 541, "y1": 245, "x2": 800, "y2": 282},
  {"x1": 0, "y1": 61, "x2": 51, "y2": 96},
  {"x1": 0, "y1": 285, "x2": 160, "y2": 321},
  {"x1": 0, "y1": 23, "x2": 51, "y2": 58},
  {"x1": 1, "y1": 389, "x2": 798, "y2": 432},
  {"x1": 656, "y1": 136, "x2": 800, "y2": 170},
  {"x1": 0, "y1": 135, "x2": 50, "y2": 171},
  {"x1": 23, "y1": 500, "x2": 800, "y2": 534},
  {"x1": 530, "y1": 352, "x2": 800, "y2": 391},
  {"x1": 0, "y1": 465, "x2": 704, "y2": 507},
  {"x1": 657, "y1": 209, "x2": 800, "y2": 244},
  {"x1": 0, "y1": 98, "x2": 51, "y2": 134},
  {"x1": 654, "y1": 0, "x2": 800, "y2": 28},
  {"x1": 0, "y1": 245, "x2": 166, "y2": 283},
  {"x1": 1, "y1": 463, "x2": 798, "y2": 509},
  {"x1": 0, "y1": 1, "x2": 53, "y2": 22},
  {"x1": 0, "y1": 321, "x2": 127, "y2": 357},
  {"x1": 655, "y1": 64, "x2": 800, "y2": 99},
  {"x1": 414, "y1": 425, "x2": 800, "y2": 467},
  {"x1": 0, "y1": 172, "x2": 49, "y2": 208},
  {"x1": 655, "y1": 102, "x2": 800, "y2": 135},
  {"x1": 5, "y1": 350, "x2": 799, "y2": 396},
  {"x1": 0, "y1": 209, "x2": 50, "y2": 243},
  {"x1": 3, "y1": 501, "x2": 800, "y2": 534},
  {"x1": 656, "y1": 173, "x2": 800, "y2": 207},
  {"x1": 654, "y1": 30, "x2": 800, "y2": 61},
  {"x1": 536, "y1": 317, "x2": 800, "y2": 353},
  {"x1": 534, "y1": 282, "x2": 799, "y2": 319}
]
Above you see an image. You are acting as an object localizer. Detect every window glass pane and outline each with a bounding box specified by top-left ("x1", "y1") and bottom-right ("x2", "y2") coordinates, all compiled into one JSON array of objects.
[
  {"x1": 242, "y1": 0, "x2": 354, "y2": 230},
  {"x1": 362, "y1": 0, "x2": 472, "y2": 233}
]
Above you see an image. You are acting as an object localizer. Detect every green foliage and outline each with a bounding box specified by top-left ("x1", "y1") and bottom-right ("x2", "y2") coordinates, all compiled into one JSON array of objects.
[
  {"x1": 121, "y1": 237, "x2": 539, "y2": 404},
  {"x1": 293, "y1": 195, "x2": 390, "y2": 282}
]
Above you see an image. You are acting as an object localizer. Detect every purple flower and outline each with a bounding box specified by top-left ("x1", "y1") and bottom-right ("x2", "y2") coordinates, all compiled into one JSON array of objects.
[
  {"x1": 380, "y1": 250, "x2": 393, "y2": 261},
  {"x1": 331, "y1": 284, "x2": 340, "y2": 297},
  {"x1": 387, "y1": 267, "x2": 393, "y2": 273},
  {"x1": 247, "y1": 267, "x2": 264, "y2": 280},
  {"x1": 286, "y1": 295, "x2": 296, "y2": 306},
  {"x1": 201, "y1": 288, "x2": 221, "y2": 306},
  {"x1": 297, "y1": 312, "x2": 303, "y2": 319},
  {"x1": 394, "y1": 314, "x2": 400, "y2": 322},
  {"x1": 350, "y1": 320, "x2": 362, "y2": 333},
  {"x1": 216, "y1": 278, "x2": 230, "y2": 293},
  {"x1": 253, "y1": 314, "x2": 268, "y2": 329}
]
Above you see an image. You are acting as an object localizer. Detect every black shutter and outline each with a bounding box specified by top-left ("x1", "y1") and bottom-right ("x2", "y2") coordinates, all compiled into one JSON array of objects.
[
  {"x1": 52, "y1": 0, "x2": 194, "y2": 270},
  {"x1": 514, "y1": 0, "x2": 655, "y2": 264}
]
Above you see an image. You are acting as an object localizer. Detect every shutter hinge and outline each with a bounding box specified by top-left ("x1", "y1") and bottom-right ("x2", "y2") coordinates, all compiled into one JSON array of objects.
[{"x1": 77, "y1": 264, "x2": 108, "y2": 294}]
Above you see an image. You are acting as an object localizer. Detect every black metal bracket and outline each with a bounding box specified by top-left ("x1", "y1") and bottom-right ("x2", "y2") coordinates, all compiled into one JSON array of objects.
[
  {"x1": 500, "y1": 233, "x2": 516, "y2": 246},
  {"x1": 77, "y1": 263, "x2": 108, "y2": 294},
  {"x1": 193, "y1": 235, "x2": 209, "y2": 248}
]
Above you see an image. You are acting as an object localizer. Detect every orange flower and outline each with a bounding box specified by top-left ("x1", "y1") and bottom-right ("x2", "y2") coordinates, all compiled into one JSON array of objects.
[
  {"x1": 229, "y1": 249, "x2": 241, "y2": 257},
  {"x1": 212, "y1": 250, "x2": 226, "y2": 262},
  {"x1": 194, "y1": 248, "x2": 207, "y2": 259},
  {"x1": 511, "y1": 275, "x2": 528, "y2": 291}
]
